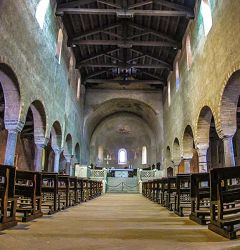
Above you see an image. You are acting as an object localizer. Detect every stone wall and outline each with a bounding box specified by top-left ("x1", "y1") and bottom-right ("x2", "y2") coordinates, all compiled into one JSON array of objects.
[
  {"x1": 83, "y1": 89, "x2": 164, "y2": 165},
  {"x1": 0, "y1": 0, "x2": 83, "y2": 167},
  {"x1": 162, "y1": 0, "x2": 240, "y2": 171}
]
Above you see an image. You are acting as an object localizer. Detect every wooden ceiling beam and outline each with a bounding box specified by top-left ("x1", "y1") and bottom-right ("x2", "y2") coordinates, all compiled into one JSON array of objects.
[
  {"x1": 128, "y1": 1, "x2": 153, "y2": 10},
  {"x1": 77, "y1": 48, "x2": 119, "y2": 63},
  {"x1": 127, "y1": 22, "x2": 179, "y2": 45},
  {"x1": 140, "y1": 70, "x2": 165, "y2": 81},
  {"x1": 85, "y1": 79, "x2": 163, "y2": 85},
  {"x1": 73, "y1": 39, "x2": 177, "y2": 47},
  {"x1": 78, "y1": 63, "x2": 169, "y2": 69},
  {"x1": 71, "y1": 23, "x2": 120, "y2": 41},
  {"x1": 130, "y1": 48, "x2": 171, "y2": 68},
  {"x1": 154, "y1": 0, "x2": 194, "y2": 13},
  {"x1": 56, "y1": 8, "x2": 193, "y2": 18},
  {"x1": 97, "y1": 0, "x2": 121, "y2": 9},
  {"x1": 83, "y1": 70, "x2": 109, "y2": 80},
  {"x1": 58, "y1": 0, "x2": 96, "y2": 8}
]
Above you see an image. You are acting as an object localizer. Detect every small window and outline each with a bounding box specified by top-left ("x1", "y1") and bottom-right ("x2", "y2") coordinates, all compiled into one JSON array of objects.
[
  {"x1": 167, "y1": 81, "x2": 171, "y2": 106},
  {"x1": 186, "y1": 35, "x2": 192, "y2": 70},
  {"x1": 98, "y1": 146, "x2": 103, "y2": 162},
  {"x1": 201, "y1": 0, "x2": 212, "y2": 36},
  {"x1": 35, "y1": 0, "x2": 50, "y2": 29},
  {"x1": 118, "y1": 148, "x2": 127, "y2": 165},
  {"x1": 68, "y1": 56, "x2": 74, "y2": 83},
  {"x1": 176, "y1": 61, "x2": 180, "y2": 91},
  {"x1": 142, "y1": 146, "x2": 147, "y2": 165},
  {"x1": 56, "y1": 28, "x2": 63, "y2": 64},
  {"x1": 77, "y1": 77, "x2": 81, "y2": 100}
]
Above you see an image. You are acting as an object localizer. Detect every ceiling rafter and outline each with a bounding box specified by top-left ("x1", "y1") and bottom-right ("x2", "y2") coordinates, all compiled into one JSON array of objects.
[
  {"x1": 129, "y1": 48, "x2": 172, "y2": 69},
  {"x1": 127, "y1": 22, "x2": 179, "y2": 45},
  {"x1": 57, "y1": 0, "x2": 196, "y2": 89},
  {"x1": 72, "y1": 39, "x2": 177, "y2": 48},
  {"x1": 97, "y1": 0, "x2": 121, "y2": 9},
  {"x1": 85, "y1": 79, "x2": 164, "y2": 85},
  {"x1": 56, "y1": 8, "x2": 194, "y2": 18},
  {"x1": 128, "y1": 1, "x2": 153, "y2": 10},
  {"x1": 78, "y1": 63, "x2": 170, "y2": 69},
  {"x1": 58, "y1": 0, "x2": 96, "y2": 8},
  {"x1": 154, "y1": 0, "x2": 193, "y2": 12},
  {"x1": 71, "y1": 23, "x2": 120, "y2": 41},
  {"x1": 77, "y1": 48, "x2": 119, "y2": 64}
]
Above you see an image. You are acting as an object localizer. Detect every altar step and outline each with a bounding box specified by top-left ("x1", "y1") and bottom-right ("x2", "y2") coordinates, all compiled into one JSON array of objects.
[{"x1": 106, "y1": 177, "x2": 139, "y2": 193}]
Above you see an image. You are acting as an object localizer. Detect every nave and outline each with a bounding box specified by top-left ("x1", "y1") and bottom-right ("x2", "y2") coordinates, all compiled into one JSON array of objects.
[{"x1": 0, "y1": 194, "x2": 240, "y2": 250}]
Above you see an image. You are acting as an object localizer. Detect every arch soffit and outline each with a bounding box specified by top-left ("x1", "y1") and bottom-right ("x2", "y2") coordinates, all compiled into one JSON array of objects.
[{"x1": 85, "y1": 98, "x2": 158, "y2": 142}]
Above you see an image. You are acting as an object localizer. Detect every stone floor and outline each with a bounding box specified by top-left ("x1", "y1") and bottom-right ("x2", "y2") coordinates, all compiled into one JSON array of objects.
[{"x1": 1, "y1": 194, "x2": 240, "y2": 250}]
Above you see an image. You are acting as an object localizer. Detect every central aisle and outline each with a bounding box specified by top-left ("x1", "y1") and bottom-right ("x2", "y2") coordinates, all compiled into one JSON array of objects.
[{"x1": 1, "y1": 194, "x2": 240, "y2": 250}]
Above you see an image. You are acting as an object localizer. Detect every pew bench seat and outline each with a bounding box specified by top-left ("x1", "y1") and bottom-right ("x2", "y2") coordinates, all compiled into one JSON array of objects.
[{"x1": 16, "y1": 207, "x2": 43, "y2": 222}]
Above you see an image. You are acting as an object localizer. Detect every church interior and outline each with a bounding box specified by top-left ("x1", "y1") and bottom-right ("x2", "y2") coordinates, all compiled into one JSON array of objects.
[{"x1": 1, "y1": 0, "x2": 240, "y2": 249}]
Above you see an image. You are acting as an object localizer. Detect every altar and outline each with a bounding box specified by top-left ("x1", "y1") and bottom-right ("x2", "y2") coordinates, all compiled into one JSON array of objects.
[{"x1": 110, "y1": 168, "x2": 133, "y2": 178}]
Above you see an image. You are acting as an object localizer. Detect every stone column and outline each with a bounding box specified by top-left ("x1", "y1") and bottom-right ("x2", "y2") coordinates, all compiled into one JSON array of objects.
[
  {"x1": 183, "y1": 158, "x2": 191, "y2": 174},
  {"x1": 52, "y1": 147, "x2": 62, "y2": 173},
  {"x1": 223, "y1": 136, "x2": 235, "y2": 167},
  {"x1": 34, "y1": 144, "x2": 45, "y2": 172},
  {"x1": 64, "y1": 154, "x2": 73, "y2": 175},
  {"x1": 4, "y1": 120, "x2": 24, "y2": 166},
  {"x1": 197, "y1": 147, "x2": 208, "y2": 173},
  {"x1": 34, "y1": 136, "x2": 49, "y2": 172}
]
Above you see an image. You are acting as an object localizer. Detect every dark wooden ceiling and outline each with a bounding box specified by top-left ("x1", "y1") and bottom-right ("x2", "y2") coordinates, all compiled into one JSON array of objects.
[{"x1": 56, "y1": 0, "x2": 196, "y2": 90}]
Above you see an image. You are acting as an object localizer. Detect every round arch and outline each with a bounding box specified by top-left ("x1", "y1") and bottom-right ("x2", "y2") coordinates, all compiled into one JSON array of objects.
[
  {"x1": 0, "y1": 63, "x2": 21, "y2": 124},
  {"x1": 172, "y1": 138, "x2": 181, "y2": 165},
  {"x1": 182, "y1": 125, "x2": 194, "y2": 159},
  {"x1": 75, "y1": 143, "x2": 80, "y2": 163},
  {"x1": 64, "y1": 133, "x2": 73, "y2": 156},
  {"x1": 50, "y1": 120, "x2": 62, "y2": 149},
  {"x1": 219, "y1": 70, "x2": 240, "y2": 137}
]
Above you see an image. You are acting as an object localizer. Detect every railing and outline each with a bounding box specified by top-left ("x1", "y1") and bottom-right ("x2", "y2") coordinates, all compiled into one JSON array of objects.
[
  {"x1": 90, "y1": 169, "x2": 106, "y2": 179},
  {"x1": 140, "y1": 170, "x2": 155, "y2": 179}
]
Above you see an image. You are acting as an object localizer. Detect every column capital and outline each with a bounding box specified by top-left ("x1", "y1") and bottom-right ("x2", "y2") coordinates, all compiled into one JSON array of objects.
[
  {"x1": 52, "y1": 146, "x2": 63, "y2": 154},
  {"x1": 4, "y1": 119, "x2": 24, "y2": 132},
  {"x1": 222, "y1": 135, "x2": 234, "y2": 140},
  {"x1": 64, "y1": 154, "x2": 73, "y2": 163},
  {"x1": 35, "y1": 136, "x2": 49, "y2": 147}
]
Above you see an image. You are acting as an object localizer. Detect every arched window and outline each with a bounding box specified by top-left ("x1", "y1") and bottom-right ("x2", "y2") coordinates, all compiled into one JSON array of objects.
[
  {"x1": 142, "y1": 146, "x2": 147, "y2": 165},
  {"x1": 56, "y1": 28, "x2": 63, "y2": 64},
  {"x1": 68, "y1": 56, "x2": 74, "y2": 83},
  {"x1": 98, "y1": 146, "x2": 103, "y2": 162},
  {"x1": 186, "y1": 35, "x2": 192, "y2": 70},
  {"x1": 35, "y1": 0, "x2": 50, "y2": 29},
  {"x1": 167, "y1": 81, "x2": 171, "y2": 107},
  {"x1": 77, "y1": 77, "x2": 81, "y2": 100},
  {"x1": 118, "y1": 148, "x2": 127, "y2": 165},
  {"x1": 201, "y1": 0, "x2": 212, "y2": 36},
  {"x1": 175, "y1": 61, "x2": 180, "y2": 91}
]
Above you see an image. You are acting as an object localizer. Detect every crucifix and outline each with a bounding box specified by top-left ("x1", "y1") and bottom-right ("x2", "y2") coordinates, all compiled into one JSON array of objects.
[{"x1": 104, "y1": 154, "x2": 112, "y2": 165}]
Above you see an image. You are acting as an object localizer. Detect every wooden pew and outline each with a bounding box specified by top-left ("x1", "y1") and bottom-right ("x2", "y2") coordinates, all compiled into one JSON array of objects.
[
  {"x1": 156, "y1": 179, "x2": 163, "y2": 204},
  {"x1": 41, "y1": 173, "x2": 59, "y2": 215},
  {"x1": 160, "y1": 178, "x2": 168, "y2": 206},
  {"x1": 15, "y1": 170, "x2": 43, "y2": 222},
  {"x1": 69, "y1": 176, "x2": 77, "y2": 206},
  {"x1": 97, "y1": 181, "x2": 102, "y2": 196},
  {"x1": 0, "y1": 165, "x2": 17, "y2": 230},
  {"x1": 153, "y1": 179, "x2": 161, "y2": 203},
  {"x1": 82, "y1": 179, "x2": 89, "y2": 201},
  {"x1": 166, "y1": 176, "x2": 177, "y2": 211},
  {"x1": 142, "y1": 181, "x2": 147, "y2": 197},
  {"x1": 152, "y1": 179, "x2": 159, "y2": 202},
  {"x1": 189, "y1": 173, "x2": 210, "y2": 225},
  {"x1": 76, "y1": 178, "x2": 83, "y2": 204},
  {"x1": 57, "y1": 175, "x2": 69, "y2": 210},
  {"x1": 174, "y1": 174, "x2": 191, "y2": 217},
  {"x1": 208, "y1": 167, "x2": 240, "y2": 239}
]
